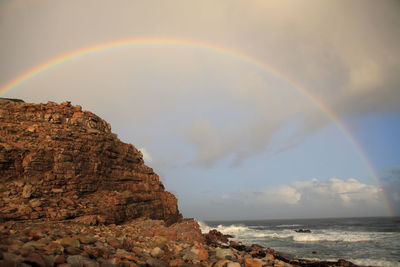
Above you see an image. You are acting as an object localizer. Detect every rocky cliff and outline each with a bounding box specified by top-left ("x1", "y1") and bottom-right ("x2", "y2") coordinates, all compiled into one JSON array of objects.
[{"x1": 0, "y1": 98, "x2": 181, "y2": 225}]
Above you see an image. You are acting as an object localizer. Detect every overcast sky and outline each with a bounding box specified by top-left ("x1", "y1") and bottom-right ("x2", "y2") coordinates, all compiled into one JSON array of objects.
[{"x1": 1, "y1": 0, "x2": 399, "y2": 219}]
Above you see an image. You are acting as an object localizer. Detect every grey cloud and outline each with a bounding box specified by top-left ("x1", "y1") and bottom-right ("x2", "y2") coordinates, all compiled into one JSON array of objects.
[{"x1": 1, "y1": 0, "x2": 399, "y2": 167}]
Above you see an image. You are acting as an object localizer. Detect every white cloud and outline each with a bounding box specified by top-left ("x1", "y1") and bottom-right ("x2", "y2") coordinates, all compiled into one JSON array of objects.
[
  {"x1": 221, "y1": 178, "x2": 387, "y2": 218},
  {"x1": 138, "y1": 148, "x2": 152, "y2": 163}
]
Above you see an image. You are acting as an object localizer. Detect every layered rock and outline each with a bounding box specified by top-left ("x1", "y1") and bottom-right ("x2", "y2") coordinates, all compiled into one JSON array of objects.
[{"x1": 0, "y1": 99, "x2": 181, "y2": 224}]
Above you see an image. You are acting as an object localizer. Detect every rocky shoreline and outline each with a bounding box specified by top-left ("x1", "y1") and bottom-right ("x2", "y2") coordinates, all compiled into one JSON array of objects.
[
  {"x1": 0, "y1": 218, "x2": 360, "y2": 267},
  {"x1": 0, "y1": 99, "x2": 360, "y2": 266}
]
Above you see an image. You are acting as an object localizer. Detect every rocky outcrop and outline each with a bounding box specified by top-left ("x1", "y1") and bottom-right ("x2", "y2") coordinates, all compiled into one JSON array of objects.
[
  {"x1": 0, "y1": 219, "x2": 358, "y2": 267},
  {"x1": 0, "y1": 99, "x2": 181, "y2": 224}
]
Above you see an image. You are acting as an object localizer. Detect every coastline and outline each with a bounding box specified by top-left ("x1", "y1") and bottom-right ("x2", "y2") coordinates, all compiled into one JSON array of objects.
[{"x1": 0, "y1": 217, "x2": 360, "y2": 267}]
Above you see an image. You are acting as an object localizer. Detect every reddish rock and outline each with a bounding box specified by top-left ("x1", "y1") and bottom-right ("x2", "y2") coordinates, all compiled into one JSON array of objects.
[
  {"x1": 244, "y1": 258, "x2": 263, "y2": 267},
  {"x1": 23, "y1": 253, "x2": 46, "y2": 267},
  {"x1": 0, "y1": 99, "x2": 181, "y2": 224},
  {"x1": 169, "y1": 258, "x2": 185, "y2": 267},
  {"x1": 204, "y1": 229, "x2": 233, "y2": 246}
]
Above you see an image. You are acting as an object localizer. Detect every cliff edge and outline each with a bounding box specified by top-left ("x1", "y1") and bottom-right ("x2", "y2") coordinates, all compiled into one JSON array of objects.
[{"x1": 0, "y1": 99, "x2": 182, "y2": 225}]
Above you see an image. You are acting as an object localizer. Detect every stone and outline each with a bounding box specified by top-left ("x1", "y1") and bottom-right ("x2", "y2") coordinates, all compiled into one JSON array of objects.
[
  {"x1": 23, "y1": 253, "x2": 46, "y2": 267},
  {"x1": 190, "y1": 245, "x2": 208, "y2": 261},
  {"x1": 67, "y1": 255, "x2": 98, "y2": 267},
  {"x1": 61, "y1": 237, "x2": 80, "y2": 248},
  {"x1": 216, "y1": 248, "x2": 233, "y2": 260},
  {"x1": 29, "y1": 199, "x2": 42, "y2": 208},
  {"x1": 214, "y1": 259, "x2": 230, "y2": 267},
  {"x1": 150, "y1": 247, "x2": 163, "y2": 257},
  {"x1": 169, "y1": 259, "x2": 185, "y2": 267},
  {"x1": 244, "y1": 258, "x2": 263, "y2": 267},
  {"x1": 145, "y1": 257, "x2": 168, "y2": 267},
  {"x1": 22, "y1": 184, "x2": 32, "y2": 199},
  {"x1": 55, "y1": 255, "x2": 66, "y2": 265},
  {"x1": 22, "y1": 240, "x2": 48, "y2": 249},
  {"x1": 64, "y1": 246, "x2": 82, "y2": 255},
  {"x1": 227, "y1": 262, "x2": 241, "y2": 267},
  {"x1": 204, "y1": 229, "x2": 233, "y2": 246},
  {"x1": 76, "y1": 235, "x2": 96, "y2": 244}
]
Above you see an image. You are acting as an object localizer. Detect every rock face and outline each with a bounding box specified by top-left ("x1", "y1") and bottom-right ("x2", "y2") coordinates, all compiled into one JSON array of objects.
[{"x1": 0, "y1": 99, "x2": 181, "y2": 224}]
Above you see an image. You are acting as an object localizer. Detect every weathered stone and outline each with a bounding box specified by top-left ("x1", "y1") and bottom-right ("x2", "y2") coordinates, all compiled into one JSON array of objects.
[
  {"x1": 169, "y1": 258, "x2": 185, "y2": 267},
  {"x1": 214, "y1": 259, "x2": 230, "y2": 267},
  {"x1": 29, "y1": 199, "x2": 42, "y2": 208},
  {"x1": 23, "y1": 253, "x2": 46, "y2": 267},
  {"x1": 76, "y1": 235, "x2": 96, "y2": 244},
  {"x1": 22, "y1": 240, "x2": 48, "y2": 249},
  {"x1": 61, "y1": 237, "x2": 80, "y2": 248},
  {"x1": 244, "y1": 258, "x2": 263, "y2": 267},
  {"x1": 150, "y1": 247, "x2": 163, "y2": 257},
  {"x1": 22, "y1": 184, "x2": 32, "y2": 199},
  {"x1": 227, "y1": 262, "x2": 241, "y2": 267},
  {"x1": 0, "y1": 101, "x2": 181, "y2": 225},
  {"x1": 145, "y1": 257, "x2": 168, "y2": 267},
  {"x1": 67, "y1": 255, "x2": 98, "y2": 267},
  {"x1": 216, "y1": 248, "x2": 233, "y2": 260}
]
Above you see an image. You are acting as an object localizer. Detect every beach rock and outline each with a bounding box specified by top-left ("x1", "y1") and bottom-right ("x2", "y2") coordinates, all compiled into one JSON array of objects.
[
  {"x1": 215, "y1": 248, "x2": 233, "y2": 259},
  {"x1": 227, "y1": 262, "x2": 241, "y2": 267},
  {"x1": 244, "y1": 258, "x2": 263, "y2": 267},
  {"x1": 23, "y1": 253, "x2": 46, "y2": 267},
  {"x1": 0, "y1": 100, "x2": 181, "y2": 225},
  {"x1": 214, "y1": 259, "x2": 231, "y2": 267},
  {"x1": 204, "y1": 229, "x2": 233, "y2": 246},
  {"x1": 169, "y1": 259, "x2": 185, "y2": 266},
  {"x1": 294, "y1": 229, "x2": 311, "y2": 233},
  {"x1": 150, "y1": 247, "x2": 163, "y2": 257},
  {"x1": 61, "y1": 237, "x2": 80, "y2": 248}
]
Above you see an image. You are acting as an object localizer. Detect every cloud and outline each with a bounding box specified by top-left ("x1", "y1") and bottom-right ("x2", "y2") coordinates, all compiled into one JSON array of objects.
[
  {"x1": 219, "y1": 178, "x2": 387, "y2": 219},
  {"x1": 138, "y1": 148, "x2": 152, "y2": 163},
  {"x1": 381, "y1": 165, "x2": 400, "y2": 215},
  {"x1": 0, "y1": 0, "x2": 399, "y2": 168}
]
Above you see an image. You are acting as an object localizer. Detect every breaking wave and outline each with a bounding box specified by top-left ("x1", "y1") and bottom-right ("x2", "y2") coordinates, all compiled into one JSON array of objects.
[
  {"x1": 276, "y1": 224, "x2": 302, "y2": 228},
  {"x1": 199, "y1": 222, "x2": 379, "y2": 243}
]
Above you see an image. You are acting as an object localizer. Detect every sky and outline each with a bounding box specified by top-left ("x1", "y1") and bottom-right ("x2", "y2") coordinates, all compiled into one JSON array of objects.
[{"x1": 1, "y1": 0, "x2": 399, "y2": 220}]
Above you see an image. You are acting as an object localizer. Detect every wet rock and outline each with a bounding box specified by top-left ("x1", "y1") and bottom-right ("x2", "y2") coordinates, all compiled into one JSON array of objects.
[
  {"x1": 204, "y1": 229, "x2": 233, "y2": 246},
  {"x1": 294, "y1": 229, "x2": 311, "y2": 233}
]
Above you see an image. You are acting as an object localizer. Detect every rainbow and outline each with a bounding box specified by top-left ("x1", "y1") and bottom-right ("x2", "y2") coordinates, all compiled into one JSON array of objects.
[{"x1": 0, "y1": 38, "x2": 394, "y2": 216}]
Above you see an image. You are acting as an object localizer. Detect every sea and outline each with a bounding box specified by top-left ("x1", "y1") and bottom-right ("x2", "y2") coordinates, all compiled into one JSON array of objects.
[{"x1": 199, "y1": 217, "x2": 400, "y2": 267}]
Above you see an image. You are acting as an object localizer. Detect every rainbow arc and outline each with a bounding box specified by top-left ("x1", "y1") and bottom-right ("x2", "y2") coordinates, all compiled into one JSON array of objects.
[{"x1": 0, "y1": 38, "x2": 393, "y2": 216}]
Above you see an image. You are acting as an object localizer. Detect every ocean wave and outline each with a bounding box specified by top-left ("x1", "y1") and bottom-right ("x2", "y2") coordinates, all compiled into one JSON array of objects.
[
  {"x1": 351, "y1": 258, "x2": 400, "y2": 267},
  {"x1": 199, "y1": 222, "x2": 386, "y2": 243},
  {"x1": 276, "y1": 224, "x2": 302, "y2": 228},
  {"x1": 291, "y1": 232, "x2": 373, "y2": 242},
  {"x1": 199, "y1": 221, "x2": 253, "y2": 236}
]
